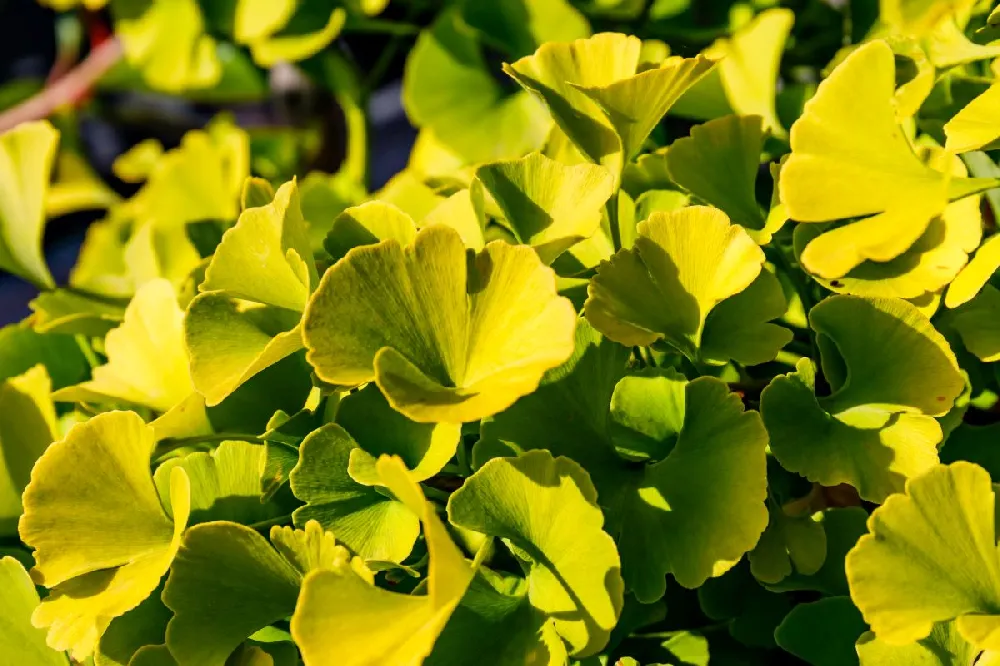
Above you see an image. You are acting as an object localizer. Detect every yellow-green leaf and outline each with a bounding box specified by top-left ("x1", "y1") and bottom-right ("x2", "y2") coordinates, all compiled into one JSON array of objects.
[{"x1": 0, "y1": 557, "x2": 68, "y2": 665}]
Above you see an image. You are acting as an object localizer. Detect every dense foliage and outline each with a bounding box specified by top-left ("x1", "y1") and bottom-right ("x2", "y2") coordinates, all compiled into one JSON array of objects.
[{"x1": 4, "y1": 0, "x2": 1000, "y2": 664}]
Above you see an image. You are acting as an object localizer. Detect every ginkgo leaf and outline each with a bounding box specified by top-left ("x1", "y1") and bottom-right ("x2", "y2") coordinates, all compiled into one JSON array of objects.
[
  {"x1": 303, "y1": 225, "x2": 576, "y2": 423},
  {"x1": 505, "y1": 32, "x2": 714, "y2": 176},
  {"x1": 336, "y1": 383, "x2": 461, "y2": 485},
  {"x1": 163, "y1": 520, "x2": 363, "y2": 666},
  {"x1": 291, "y1": 455, "x2": 475, "y2": 666},
  {"x1": 235, "y1": 1, "x2": 347, "y2": 67},
  {"x1": 289, "y1": 424, "x2": 420, "y2": 563},
  {"x1": 153, "y1": 440, "x2": 285, "y2": 526},
  {"x1": 774, "y1": 597, "x2": 867, "y2": 666},
  {"x1": 0, "y1": 557, "x2": 68, "y2": 665},
  {"x1": 584, "y1": 206, "x2": 769, "y2": 361},
  {"x1": 53, "y1": 279, "x2": 194, "y2": 413},
  {"x1": 700, "y1": 268, "x2": 793, "y2": 366},
  {"x1": 481, "y1": 321, "x2": 769, "y2": 601},
  {"x1": 880, "y1": 0, "x2": 963, "y2": 36},
  {"x1": 946, "y1": 234, "x2": 1000, "y2": 307},
  {"x1": 761, "y1": 296, "x2": 964, "y2": 502},
  {"x1": 856, "y1": 621, "x2": 985, "y2": 666},
  {"x1": 0, "y1": 365, "x2": 58, "y2": 536},
  {"x1": 950, "y1": 284, "x2": 1000, "y2": 362},
  {"x1": 427, "y1": 568, "x2": 568, "y2": 666},
  {"x1": 945, "y1": 83, "x2": 1000, "y2": 154},
  {"x1": 461, "y1": 0, "x2": 590, "y2": 58},
  {"x1": 671, "y1": 9, "x2": 794, "y2": 135},
  {"x1": 449, "y1": 451, "x2": 624, "y2": 657},
  {"x1": 123, "y1": 119, "x2": 248, "y2": 229},
  {"x1": 420, "y1": 187, "x2": 487, "y2": 250},
  {"x1": 18, "y1": 411, "x2": 191, "y2": 660},
  {"x1": 749, "y1": 504, "x2": 826, "y2": 585},
  {"x1": 186, "y1": 180, "x2": 316, "y2": 406},
  {"x1": 324, "y1": 201, "x2": 417, "y2": 263},
  {"x1": 112, "y1": 0, "x2": 221, "y2": 92},
  {"x1": 665, "y1": 114, "x2": 766, "y2": 231},
  {"x1": 95, "y1": 584, "x2": 172, "y2": 666},
  {"x1": 403, "y1": 10, "x2": 552, "y2": 165},
  {"x1": 780, "y1": 40, "x2": 971, "y2": 238},
  {"x1": 475, "y1": 152, "x2": 614, "y2": 264},
  {"x1": 846, "y1": 462, "x2": 1000, "y2": 650},
  {"x1": 0, "y1": 120, "x2": 58, "y2": 288}
]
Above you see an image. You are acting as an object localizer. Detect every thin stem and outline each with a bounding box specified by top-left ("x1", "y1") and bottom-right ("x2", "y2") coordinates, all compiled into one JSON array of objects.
[
  {"x1": 74, "y1": 334, "x2": 100, "y2": 369},
  {"x1": 0, "y1": 37, "x2": 122, "y2": 134},
  {"x1": 775, "y1": 349, "x2": 805, "y2": 366},
  {"x1": 607, "y1": 191, "x2": 622, "y2": 252}
]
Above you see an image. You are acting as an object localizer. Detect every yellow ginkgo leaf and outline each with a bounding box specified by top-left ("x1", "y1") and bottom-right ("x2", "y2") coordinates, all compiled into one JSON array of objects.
[
  {"x1": 18, "y1": 411, "x2": 191, "y2": 660},
  {"x1": 52, "y1": 279, "x2": 194, "y2": 413},
  {"x1": 781, "y1": 40, "x2": 949, "y2": 224},
  {"x1": 947, "y1": 234, "x2": 1000, "y2": 308},
  {"x1": 944, "y1": 83, "x2": 1000, "y2": 154},
  {"x1": 291, "y1": 455, "x2": 475, "y2": 666}
]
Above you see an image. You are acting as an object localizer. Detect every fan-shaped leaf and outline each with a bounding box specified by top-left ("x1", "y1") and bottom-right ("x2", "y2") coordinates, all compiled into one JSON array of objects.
[
  {"x1": 846, "y1": 462, "x2": 1000, "y2": 650},
  {"x1": 0, "y1": 557, "x2": 68, "y2": 665},
  {"x1": 449, "y1": 450, "x2": 624, "y2": 657},
  {"x1": 18, "y1": 411, "x2": 191, "y2": 660},
  {"x1": 303, "y1": 225, "x2": 576, "y2": 423},
  {"x1": 291, "y1": 456, "x2": 475, "y2": 666}
]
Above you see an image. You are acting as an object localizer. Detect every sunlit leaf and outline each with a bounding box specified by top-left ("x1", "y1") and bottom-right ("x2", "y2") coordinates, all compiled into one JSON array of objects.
[
  {"x1": 585, "y1": 206, "x2": 787, "y2": 365},
  {"x1": 0, "y1": 120, "x2": 58, "y2": 288},
  {"x1": 505, "y1": 32, "x2": 714, "y2": 177},
  {"x1": 112, "y1": 0, "x2": 221, "y2": 92},
  {"x1": 846, "y1": 462, "x2": 1000, "y2": 650},
  {"x1": 449, "y1": 450, "x2": 624, "y2": 657},
  {"x1": 856, "y1": 621, "x2": 984, "y2": 666},
  {"x1": 289, "y1": 423, "x2": 420, "y2": 562},
  {"x1": 0, "y1": 556, "x2": 68, "y2": 665},
  {"x1": 0, "y1": 365, "x2": 58, "y2": 537},
  {"x1": 303, "y1": 225, "x2": 576, "y2": 422},
  {"x1": 163, "y1": 520, "x2": 363, "y2": 665},
  {"x1": 186, "y1": 180, "x2": 315, "y2": 406},
  {"x1": 945, "y1": 84, "x2": 1000, "y2": 154},
  {"x1": 946, "y1": 234, "x2": 1000, "y2": 308},
  {"x1": 53, "y1": 279, "x2": 194, "y2": 413},
  {"x1": 234, "y1": 0, "x2": 347, "y2": 67},
  {"x1": 761, "y1": 296, "x2": 963, "y2": 502},
  {"x1": 475, "y1": 152, "x2": 614, "y2": 263},
  {"x1": 18, "y1": 411, "x2": 191, "y2": 660},
  {"x1": 291, "y1": 455, "x2": 475, "y2": 666}
]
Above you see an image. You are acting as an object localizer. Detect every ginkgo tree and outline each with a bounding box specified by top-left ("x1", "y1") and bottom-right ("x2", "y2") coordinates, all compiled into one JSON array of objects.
[{"x1": 5, "y1": 0, "x2": 1000, "y2": 665}]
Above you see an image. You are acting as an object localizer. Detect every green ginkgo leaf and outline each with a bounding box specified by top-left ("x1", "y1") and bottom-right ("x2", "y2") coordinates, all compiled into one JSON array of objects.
[
  {"x1": 481, "y1": 320, "x2": 770, "y2": 601},
  {"x1": 585, "y1": 206, "x2": 787, "y2": 365},
  {"x1": 760, "y1": 296, "x2": 964, "y2": 502},
  {"x1": 0, "y1": 557, "x2": 68, "y2": 665},
  {"x1": 665, "y1": 114, "x2": 767, "y2": 232},
  {"x1": 461, "y1": 0, "x2": 590, "y2": 59},
  {"x1": 163, "y1": 520, "x2": 365, "y2": 666},
  {"x1": 856, "y1": 621, "x2": 986, "y2": 666},
  {"x1": 505, "y1": 32, "x2": 715, "y2": 177},
  {"x1": 0, "y1": 324, "x2": 88, "y2": 389},
  {"x1": 671, "y1": 9, "x2": 794, "y2": 136},
  {"x1": 336, "y1": 383, "x2": 461, "y2": 485},
  {"x1": 774, "y1": 596, "x2": 867, "y2": 666},
  {"x1": 427, "y1": 568, "x2": 568, "y2": 666},
  {"x1": 949, "y1": 284, "x2": 1000, "y2": 362},
  {"x1": 18, "y1": 411, "x2": 192, "y2": 660},
  {"x1": 748, "y1": 503, "x2": 826, "y2": 585},
  {"x1": 112, "y1": 0, "x2": 221, "y2": 92},
  {"x1": 700, "y1": 268, "x2": 794, "y2": 366},
  {"x1": 53, "y1": 279, "x2": 195, "y2": 414},
  {"x1": 289, "y1": 423, "x2": 420, "y2": 562},
  {"x1": 449, "y1": 450, "x2": 624, "y2": 657},
  {"x1": 475, "y1": 152, "x2": 614, "y2": 264},
  {"x1": 152, "y1": 440, "x2": 285, "y2": 526},
  {"x1": 0, "y1": 365, "x2": 58, "y2": 537},
  {"x1": 403, "y1": 10, "x2": 552, "y2": 165},
  {"x1": 95, "y1": 584, "x2": 172, "y2": 666},
  {"x1": 303, "y1": 225, "x2": 577, "y2": 423},
  {"x1": 186, "y1": 180, "x2": 317, "y2": 406},
  {"x1": 846, "y1": 462, "x2": 1000, "y2": 650},
  {"x1": 291, "y1": 455, "x2": 475, "y2": 666},
  {"x1": 945, "y1": 83, "x2": 1000, "y2": 154},
  {"x1": 0, "y1": 120, "x2": 58, "y2": 288},
  {"x1": 324, "y1": 201, "x2": 418, "y2": 263}
]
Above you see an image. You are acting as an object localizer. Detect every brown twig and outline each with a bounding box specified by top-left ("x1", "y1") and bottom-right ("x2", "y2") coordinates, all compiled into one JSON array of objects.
[{"x1": 0, "y1": 37, "x2": 123, "y2": 134}]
